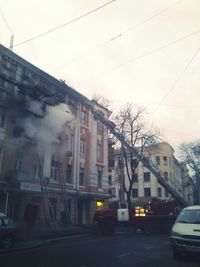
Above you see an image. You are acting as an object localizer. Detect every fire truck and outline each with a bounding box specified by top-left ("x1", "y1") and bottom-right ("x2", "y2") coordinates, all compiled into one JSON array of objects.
[{"x1": 93, "y1": 197, "x2": 180, "y2": 234}]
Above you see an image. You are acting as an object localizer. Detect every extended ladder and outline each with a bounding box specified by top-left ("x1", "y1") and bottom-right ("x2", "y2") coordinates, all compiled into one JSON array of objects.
[
  {"x1": 91, "y1": 109, "x2": 188, "y2": 207},
  {"x1": 36, "y1": 153, "x2": 57, "y2": 230},
  {"x1": 57, "y1": 162, "x2": 71, "y2": 225}
]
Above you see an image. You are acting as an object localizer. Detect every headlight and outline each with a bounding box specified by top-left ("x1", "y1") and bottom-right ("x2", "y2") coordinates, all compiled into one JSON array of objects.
[{"x1": 170, "y1": 230, "x2": 182, "y2": 238}]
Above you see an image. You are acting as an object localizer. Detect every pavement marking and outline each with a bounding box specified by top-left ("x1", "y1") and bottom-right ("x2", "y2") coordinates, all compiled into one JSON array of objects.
[{"x1": 118, "y1": 252, "x2": 131, "y2": 258}]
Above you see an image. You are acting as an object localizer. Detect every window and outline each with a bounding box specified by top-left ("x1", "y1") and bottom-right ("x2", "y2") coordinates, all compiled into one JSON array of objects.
[
  {"x1": 50, "y1": 154, "x2": 58, "y2": 181},
  {"x1": 132, "y1": 173, "x2": 138, "y2": 182},
  {"x1": 157, "y1": 187, "x2": 162, "y2": 197},
  {"x1": 169, "y1": 157, "x2": 171, "y2": 166},
  {"x1": 79, "y1": 167, "x2": 85, "y2": 186},
  {"x1": 143, "y1": 157, "x2": 149, "y2": 164},
  {"x1": 97, "y1": 120, "x2": 103, "y2": 133},
  {"x1": 108, "y1": 160, "x2": 114, "y2": 167},
  {"x1": 34, "y1": 163, "x2": 42, "y2": 179},
  {"x1": 15, "y1": 151, "x2": 23, "y2": 171},
  {"x1": 108, "y1": 175, "x2": 112, "y2": 185},
  {"x1": 144, "y1": 172, "x2": 150, "y2": 182},
  {"x1": 111, "y1": 188, "x2": 116, "y2": 196},
  {"x1": 49, "y1": 198, "x2": 57, "y2": 219},
  {"x1": 165, "y1": 190, "x2": 169, "y2": 197},
  {"x1": 156, "y1": 156, "x2": 160, "y2": 165},
  {"x1": 98, "y1": 170, "x2": 102, "y2": 188},
  {"x1": 132, "y1": 189, "x2": 138, "y2": 198},
  {"x1": 0, "y1": 148, "x2": 3, "y2": 173},
  {"x1": 81, "y1": 110, "x2": 88, "y2": 126},
  {"x1": 69, "y1": 135, "x2": 74, "y2": 155},
  {"x1": 66, "y1": 164, "x2": 73, "y2": 184},
  {"x1": 80, "y1": 139, "x2": 86, "y2": 158},
  {"x1": 0, "y1": 107, "x2": 6, "y2": 128},
  {"x1": 144, "y1": 188, "x2": 151, "y2": 197},
  {"x1": 163, "y1": 156, "x2": 168, "y2": 166},
  {"x1": 164, "y1": 172, "x2": 168, "y2": 180},
  {"x1": 16, "y1": 66, "x2": 22, "y2": 81},
  {"x1": 131, "y1": 158, "x2": 138, "y2": 168},
  {"x1": 97, "y1": 143, "x2": 103, "y2": 162}
]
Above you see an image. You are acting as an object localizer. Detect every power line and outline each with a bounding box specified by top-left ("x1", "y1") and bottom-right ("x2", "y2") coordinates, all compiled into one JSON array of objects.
[
  {"x1": 13, "y1": 0, "x2": 117, "y2": 48},
  {"x1": 109, "y1": 0, "x2": 183, "y2": 42},
  {"x1": 76, "y1": 29, "x2": 200, "y2": 86},
  {"x1": 55, "y1": 0, "x2": 183, "y2": 71},
  {"x1": 153, "y1": 45, "x2": 200, "y2": 112}
]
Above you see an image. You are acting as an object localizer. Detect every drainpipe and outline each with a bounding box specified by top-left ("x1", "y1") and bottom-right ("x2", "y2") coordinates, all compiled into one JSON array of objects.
[{"x1": 4, "y1": 190, "x2": 9, "y2": 215}]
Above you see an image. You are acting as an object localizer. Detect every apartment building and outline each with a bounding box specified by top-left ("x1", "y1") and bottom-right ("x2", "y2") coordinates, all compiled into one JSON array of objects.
[
  {"x1": 111, "y1": 142, "x2": 193, "y2": 204},
  {"x1": 0, "y1": 44, "x2": 110, "y2": 231}
]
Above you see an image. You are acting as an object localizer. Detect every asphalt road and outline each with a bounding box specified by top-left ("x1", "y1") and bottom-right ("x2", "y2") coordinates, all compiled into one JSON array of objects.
[{"x1": 0, "y1": 231, "x2": 200, "y2": 267}]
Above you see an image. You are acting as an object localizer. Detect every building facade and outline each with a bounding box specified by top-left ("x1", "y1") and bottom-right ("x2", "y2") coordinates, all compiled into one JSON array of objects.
[
  {"x1": 111, "y1": 142, "x2": 193, "y2": 205},
  {"x1": 0, "y1": 44, "x2": 110, "y2": 231}
]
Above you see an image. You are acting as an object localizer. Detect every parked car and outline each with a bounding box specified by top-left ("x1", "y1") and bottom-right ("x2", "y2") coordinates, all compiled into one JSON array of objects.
[
  {"x1": 0, "y1": 213, "x2": 17, "y2": 249},
  {"x1": 170, "y1": 205, "x2": 200, "y2": 258}
]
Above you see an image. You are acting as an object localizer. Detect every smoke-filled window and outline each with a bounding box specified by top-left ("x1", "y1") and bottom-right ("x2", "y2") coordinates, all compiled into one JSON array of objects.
[
  {"x1": 50, "y1": 154, "x2": 59, "y2": 181},
  {"x1": 15, "y1": 151, "x2": 23, "y2": 171},
  {"x1": 0, "y1": 107, "x2": 6, "y2": 129}
]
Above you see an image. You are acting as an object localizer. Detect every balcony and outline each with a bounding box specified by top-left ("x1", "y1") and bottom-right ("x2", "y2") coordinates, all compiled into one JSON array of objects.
[{"x1": 6, "y1": 170, "x2": 36, "y2": 185}]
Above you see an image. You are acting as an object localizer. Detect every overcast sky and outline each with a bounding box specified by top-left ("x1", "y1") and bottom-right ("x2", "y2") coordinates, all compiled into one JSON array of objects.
[{"x1": 1, "y1": 0, "x2": 200, "y2": 156}]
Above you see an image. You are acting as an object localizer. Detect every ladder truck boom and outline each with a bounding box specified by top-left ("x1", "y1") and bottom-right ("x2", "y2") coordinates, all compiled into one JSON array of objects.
[{"x1": 91, "y1": 109, "x2": 188, "y2": 208}]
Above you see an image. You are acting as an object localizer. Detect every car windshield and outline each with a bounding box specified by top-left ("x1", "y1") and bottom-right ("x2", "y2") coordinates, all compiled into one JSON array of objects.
[{"x1": 176, "y1": 209, "x2": 200, "y2": 224}]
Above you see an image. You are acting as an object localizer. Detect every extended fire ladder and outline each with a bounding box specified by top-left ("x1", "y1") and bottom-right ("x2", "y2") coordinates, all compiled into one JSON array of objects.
[
  {"x1": 91, "y1": 109, "x2": 188, "y2": 207},
  {"x1": 36, "y1": 153, "x2": 57, "y2": 230},
  {"x1": 57, "y1": 162, "x2": 71, "y2": 225}
]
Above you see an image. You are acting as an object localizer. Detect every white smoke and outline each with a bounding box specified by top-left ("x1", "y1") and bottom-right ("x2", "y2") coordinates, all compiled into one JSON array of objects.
[{"x1": 23, "y1": 102, "x2": 74, "y2": 145}]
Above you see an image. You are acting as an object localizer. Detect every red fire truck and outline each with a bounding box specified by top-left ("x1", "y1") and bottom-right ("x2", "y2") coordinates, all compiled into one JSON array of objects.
[{"x1": 93, "y1": 198, "x2": 180, "y2": 234}]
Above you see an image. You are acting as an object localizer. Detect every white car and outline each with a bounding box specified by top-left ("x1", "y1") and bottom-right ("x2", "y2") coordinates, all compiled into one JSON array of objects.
[{"x1": 170, "y1": 205, "x2": 200, "y2": 258}]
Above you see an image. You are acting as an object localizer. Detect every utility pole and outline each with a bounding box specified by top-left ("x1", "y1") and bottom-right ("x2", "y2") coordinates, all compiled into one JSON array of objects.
[{"x1": 9, "y1": 34, "x2": 14, "y2": 51}]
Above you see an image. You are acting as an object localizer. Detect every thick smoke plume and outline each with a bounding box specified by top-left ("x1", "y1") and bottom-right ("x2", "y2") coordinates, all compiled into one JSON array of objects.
[{"x1": 23, "y1": 101, "x2": 74, "y2": 145}]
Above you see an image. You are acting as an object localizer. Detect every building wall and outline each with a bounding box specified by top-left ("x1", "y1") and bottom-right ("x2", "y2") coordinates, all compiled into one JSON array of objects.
[{"x1": 0, "y1": 44, "x2": 110, "y2": 230}]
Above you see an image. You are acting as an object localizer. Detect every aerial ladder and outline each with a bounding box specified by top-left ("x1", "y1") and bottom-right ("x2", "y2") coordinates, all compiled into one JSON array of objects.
[{"x1": 91, "y1": 109, "x2": 188, "y2": 208}]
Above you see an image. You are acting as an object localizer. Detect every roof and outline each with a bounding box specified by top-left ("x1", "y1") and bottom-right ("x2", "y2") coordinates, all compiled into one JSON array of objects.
[{"x1": 0, "y1": 44, "x2": 91, "y2": 107}]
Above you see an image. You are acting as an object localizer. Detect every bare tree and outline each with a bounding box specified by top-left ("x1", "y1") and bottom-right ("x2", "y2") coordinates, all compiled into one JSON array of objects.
[
  {"x1": 112, "y1": 103, "x2": 161, "y2": 211},
  {"x1": 179, "y1": 141, "x2": 200, "y2": 204},
  {"x1": 92, "y1": 94, "x2": 112, "y2": 109}
]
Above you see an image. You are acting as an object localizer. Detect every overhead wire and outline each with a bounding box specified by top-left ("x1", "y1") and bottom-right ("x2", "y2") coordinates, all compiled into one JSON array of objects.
[
  {"x1": 76, "y1": 29, "x2": 200, "y2": 86},
  {"x1": 153, "y1": 45, "x2": 200, "y2": 113},
  {"x1": 13, "y1": 0, "x2": 117, "y2": 47},
  {"x1": 54, "y1": 0, "x2": 183, "y2": 71}
]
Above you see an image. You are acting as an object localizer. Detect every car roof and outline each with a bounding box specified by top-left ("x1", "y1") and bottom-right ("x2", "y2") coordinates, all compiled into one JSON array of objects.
[{"x1": 184, "y1": 205, "x2": 200, "y2": 210}]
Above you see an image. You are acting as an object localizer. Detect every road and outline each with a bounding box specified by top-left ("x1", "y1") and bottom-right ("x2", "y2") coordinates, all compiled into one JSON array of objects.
[{"x1": 0, "y1": 231, "x2": 200, "y2": 267}]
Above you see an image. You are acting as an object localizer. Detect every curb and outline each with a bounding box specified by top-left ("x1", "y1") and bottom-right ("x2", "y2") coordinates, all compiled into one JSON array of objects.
[{"x1": 0, "y1": 232, "x2": 92, "y2": 255}]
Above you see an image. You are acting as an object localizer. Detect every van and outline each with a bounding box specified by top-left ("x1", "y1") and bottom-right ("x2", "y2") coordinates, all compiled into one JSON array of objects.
[{"x1": 170, "y1": 205, "x2": 200, "y2": 258}]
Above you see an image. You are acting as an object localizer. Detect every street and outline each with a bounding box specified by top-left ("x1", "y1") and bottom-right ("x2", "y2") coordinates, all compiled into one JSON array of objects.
[{"x1": 0, "y1": 230, "x2": 200, "y2": 267}]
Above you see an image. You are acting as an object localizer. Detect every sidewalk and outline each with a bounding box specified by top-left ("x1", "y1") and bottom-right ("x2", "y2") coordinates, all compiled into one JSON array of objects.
[{"x1": 0, "y1": 225, "x2": 94, "y2": 254}]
